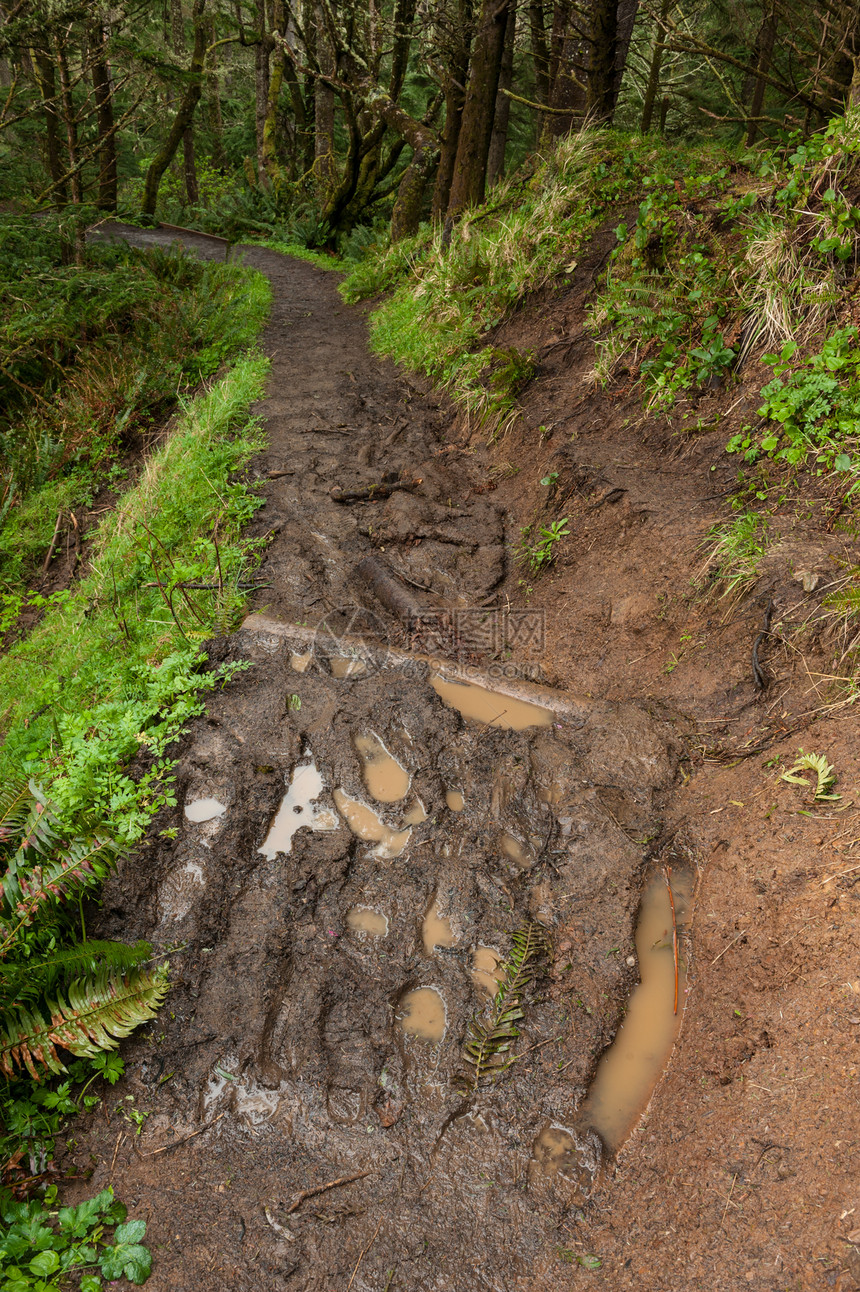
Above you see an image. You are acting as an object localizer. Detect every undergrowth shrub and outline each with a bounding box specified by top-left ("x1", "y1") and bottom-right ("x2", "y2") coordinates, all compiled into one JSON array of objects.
[{"x1": 0, "y1": 214, "x2": 268, "y2": 594}]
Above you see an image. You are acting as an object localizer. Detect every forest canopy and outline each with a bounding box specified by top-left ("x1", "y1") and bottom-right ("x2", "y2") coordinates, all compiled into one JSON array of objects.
[{"x1": 1, "y1": 0, "x2": 859, "y2": 244}]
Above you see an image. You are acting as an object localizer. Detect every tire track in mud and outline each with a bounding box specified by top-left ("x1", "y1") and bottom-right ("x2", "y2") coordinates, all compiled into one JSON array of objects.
[{"x1": 73, "y1": 228, "x2": 683, "y2": 1291}]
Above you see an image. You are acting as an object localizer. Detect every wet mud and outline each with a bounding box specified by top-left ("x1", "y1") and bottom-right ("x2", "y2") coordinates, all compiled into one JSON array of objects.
[{"x1": 69, "y1": 227, "x2": 691, "y2": 1290}]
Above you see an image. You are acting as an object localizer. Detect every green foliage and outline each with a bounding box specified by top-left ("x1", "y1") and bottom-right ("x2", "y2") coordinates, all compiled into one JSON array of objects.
[
  {"x1": 516, "y1": 518, "x2": 570, "y2": 573},
  {"x1": 780, "y1": 750, "x2": 840, "y2": 802},
  {"x1": 0, "y1": 780, "x2": 167, "y2": 1082},
  {"x1": 0, "y1": 215, "x2": 270, "y2": 596},
  {"x1": 702, "y1": 511, "x2": 768, "y2": 596},
  {"x1": 0, "y1": 1184, "x2": 151, "y2": 1289},
  {"x1": 727, "y1": 328, "x2": 860, "y2": 480},
  {"x1": 462, "y1": 924, "x2": 550, "y2": 1088}
]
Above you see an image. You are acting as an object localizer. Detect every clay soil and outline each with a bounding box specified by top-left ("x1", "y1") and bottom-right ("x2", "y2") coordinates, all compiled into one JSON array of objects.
[{"x1": 63, "y1": 228, "x2": 860, "y2": 1291}]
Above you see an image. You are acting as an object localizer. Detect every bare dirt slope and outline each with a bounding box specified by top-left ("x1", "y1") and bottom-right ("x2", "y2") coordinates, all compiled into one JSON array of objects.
[{"x1": 66, "y1": 230, "x2": 860, "y2": 1292}]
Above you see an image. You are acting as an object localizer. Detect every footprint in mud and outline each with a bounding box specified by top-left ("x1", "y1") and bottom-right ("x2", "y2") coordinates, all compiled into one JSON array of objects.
[
  {"x1": 347, "y1": 905, "x2": 389, "y2": 937},
  {"x1": 471, "y1": 946, "x2": 504, "y2": 997},
  {"x1": 445, "y1": 788, "x2": 465, "y2": 812},
  {"x1": 332, "y1": 787, "x2": 412, "y2": 858},
  {"x1": 354, "y1": 731, "x2": 410, "y2": 802},
  {"x1": 397, "y1": 986, "x2": 447, "y2": 1043},
  {"x1": 422, "y1": 896, "x2": 455, "y2": 956},
  {"x1": 257, "y1": 755, "x2": 339, "y2": 859},
  {"x1": 184, "y1": 796, "x2": 226, "y2": 823}
]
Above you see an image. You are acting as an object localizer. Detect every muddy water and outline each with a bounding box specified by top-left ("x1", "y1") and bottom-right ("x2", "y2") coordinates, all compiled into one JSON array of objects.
[
  {"x1": 500, "y1": 833, "x2": 532, "y2": 867},
  {"x1": 403, "y1": 798, "x2": 427, "y2": 825},
  {"x1": 257, "y1": 756, "x2": 338, "y2": 859},
  {"x1": 331, "y1": 655, "x2": 366, "y2": 678},
  {"x1": 354, "y1": 732, "x2": 410, "y2": 802},
  {"x1": 471, "y1": 946, "x2": 503, "y2": 998},
  {"x1": 422, "y1": 898, "x2": 454, "y2": 955},
  {"x1": 347, "y1": 906, "x2": 389, "y2": 937},
  {"x1": 332, "y1": 787, "x2": 412, "y2": 857},
  {"x1": 397, "y1": 986, "x2": 447, "y2": 1042},
  {"x1": 445, "y1": 788, "x2": 465, "y2": 812},
  {"x1": 430, "y1": 672, "x2": 552, "y2": 730},
  {"x1": 582, "y1": 869, "x2": 693, "y2": 1150},
  {"x1": 184, "y1": 797, "x2": 226, "y2": 823}
]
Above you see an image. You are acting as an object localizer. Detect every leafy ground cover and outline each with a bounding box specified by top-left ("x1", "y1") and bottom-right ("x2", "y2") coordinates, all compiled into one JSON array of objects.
[{"x1": 0, "y1": 229, "x2": 271, "y2": 1284}]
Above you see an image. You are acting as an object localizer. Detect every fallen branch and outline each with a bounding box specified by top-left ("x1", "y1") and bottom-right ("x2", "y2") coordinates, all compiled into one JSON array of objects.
[
  {"x1": 664, "y1": 866, "x2": 679, "y2": 1015},
  {"x1": 331, "y1": 475, "x2": 422, "y2": 503},
  {"x1": 136, "y1": 1112, "x2": 225, "y2": 1157},
  {"x1": 285, "y1": 1169, "x2": 373, "y2": 1215}
]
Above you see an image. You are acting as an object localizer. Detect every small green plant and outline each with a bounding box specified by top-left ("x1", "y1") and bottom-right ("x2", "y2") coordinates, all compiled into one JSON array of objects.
[
  {"x1": 727, "y1": 328, "x2": 860, "y2": 479},
  {"x1": 0, "y1": 781, "x2": 169, "y2": 1082},
  {"x1": 516, "y1": 518, "x2": 570, "y2": 573},
  {"x1": 780, "y1": 750, "x2": 841, "y2": 802},
  {"x1": 540, "y1": 472, "x2": 559, "y2": 488},
  {"x1": 0, "y1": 1185, "x2": 152, "y2": 1287},
  {"x1": 701, "y1": 512, "x2": 768, "y2": 596},
  {"x1": 461, "y1": 923, "x2": 550, "y2": 1088}
]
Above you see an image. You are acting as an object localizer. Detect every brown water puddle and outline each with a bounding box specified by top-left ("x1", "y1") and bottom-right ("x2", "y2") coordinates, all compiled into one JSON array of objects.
[
  {"x1": 582, "y1": 869, "x2": 693, "y2": 1151},
  {"x1": 445, "y1": 789, "x2": 465, "y2": 812},
  {"x1": 430, "y1": 672, "x2": 552, "y2": 730},
  {"x1": 331, "y1": 655, "x2": 366, "y2": 678},
  {"x1": 422, "y1": 898, "x2": 454, "y2": 955},
  {"x1": 397, "y1": 987, "x2": 447, "y2": 1043},
  {"x1": 403, "y1": 798, "x2": 427, "y2": 825},
  {"x1": 289, "y1": 651, "x2": 312, "y2": 673},
  {"x1": 184, "y1": 797, "x2": 226, "y2": 823},
  {"x1": 346, "y1": 906, "x2": 389, "y2": 937},
  {"x1": 500, "y1": 833, "x2": 532, "y2": 868},
  {"x1": 529, "y1": 1124, "x2": 580, "y2": 1181},
  {"x1": 471, "y1": 946, "x2": 504, "y2": 998},
  {"x1": 257, "y1": 757, "x2": 339, "y2": 859},
  {"x1": 332, "y1": 788, "x2": 412, "y2": 858},
  {"x1": 354, "y1": 732, "x2": 410, "y2": 802}
]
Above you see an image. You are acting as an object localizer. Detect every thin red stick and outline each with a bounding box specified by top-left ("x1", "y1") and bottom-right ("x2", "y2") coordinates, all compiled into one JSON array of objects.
[{"x1": 664, "y1": 865, "x2": 679, "y2": 1015}]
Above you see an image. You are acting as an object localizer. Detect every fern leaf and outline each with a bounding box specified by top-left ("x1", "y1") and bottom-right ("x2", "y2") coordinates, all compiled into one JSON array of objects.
[
  {"x1": 461, "y1": 922, "x2": 550, "y2": 1089},
  {"x1": 0, "y1": 939, "x2": 152, "y2": 1005},
  {"x1": 0, "y1": 837, "x2": 120, "y2": 952},
  {"x1": 0, "y1": 779, "x2": 33, "y2": 846},
  {"x1": 0, "y1": 963, "x2": 170, "y2": 1080}
]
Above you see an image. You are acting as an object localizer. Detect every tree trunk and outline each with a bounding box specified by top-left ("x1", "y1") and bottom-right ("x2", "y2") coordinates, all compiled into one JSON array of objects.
[
  {"x1": 54, "y1": 35, "x2": 82, "y2": 204},
  {"x1": 431, "y1": 0, "x2": 473, "y2": 220},
  {"x1": 546, "y1": 0, "x2": 587, "y2": 137},
  {"x1": 640, "y1": 0, "x2": 669, "y2": 133},
  {"x1": 90, "y1": 24, "x2": 117, "y2": 211},
  {"x1": 529, "y1": 0, "x2": 551, "y2": 105},
  {"x1": 141, "y1": 0, "x2": 207, "y2": 217},
  {"x1": 611, "y1": 0, "x2": 639, "y2": 115},
  {"x1": 35, "y1": 50, "x2": 67, "y2": 206},
  {"x1": 745, "y1": 6, "x2": 777, "y2": 145},
  {"x1": 486, "y1": 0, "x2": 516, "y2": 186},
  {"x1": 314, "y1": 15, "x2": 337, "y2": 204},
  {"x1": 446, "y1": 0, "x2": 511, "y2": 217},
  {"x1": 206, "y1": 18, "x2": 226, "y2": 167},
  {"x1": 183, "y1": 129, "x2": 199, "y2": 203},
  {"x1": 261, "y1": 0, "x2": 286, "y2": 185},
  {"x1": 254, "y1": 0, "x2": 269, "y2": 180},
  {"x1": 391, "y1": 145, "x2": 437, "y2": 239}
]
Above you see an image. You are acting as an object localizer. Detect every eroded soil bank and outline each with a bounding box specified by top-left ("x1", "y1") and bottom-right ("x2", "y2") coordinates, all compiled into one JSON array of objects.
[{"x1": 66, "y1": 231, "x2": 860, "y2": 1291}]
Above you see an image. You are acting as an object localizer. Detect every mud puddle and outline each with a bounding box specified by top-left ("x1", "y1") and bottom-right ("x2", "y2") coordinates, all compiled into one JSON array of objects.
[{"x1": 582, "y1": 867, "x2": 694, "y2": 1150}]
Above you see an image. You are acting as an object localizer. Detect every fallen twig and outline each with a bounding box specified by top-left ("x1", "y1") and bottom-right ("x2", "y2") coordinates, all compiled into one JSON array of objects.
[
  {"x1": 347, "y1": 1216, "x2": 384, "y2": 1290},
  {"x1": 331, "y1": 476, "x2": 422, "y2": 503},
  {"x1": 136, "y1": 1112, "x2": 225, "y2": 1157},
  {"x1": 264, "y1": 1205, "x2": 295, "y2": 1243},
  {"x1": 710, "y1": 929, "x2": 747, "y2": 966},
  {"x1": 752, "y1": 599, "x2": 774, "y2": 691},
  {"x1": 664, "y1": 866, "x2": 679, "y2": 1014},
  {"x1": 41, "y1": 511, "x2": 64, "y2": 575},
  {"x1": 285, "y1": 1170, "x2": 373, "y2": 1215}
]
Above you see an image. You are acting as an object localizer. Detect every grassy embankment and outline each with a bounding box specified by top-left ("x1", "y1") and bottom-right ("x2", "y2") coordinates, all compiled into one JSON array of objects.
[
  {"x1": 0, "y1": 218, "x2": 271, "y2": 1286},
  {"x1": 340, "y1": 117, "x2": 860, "y2": 677}
]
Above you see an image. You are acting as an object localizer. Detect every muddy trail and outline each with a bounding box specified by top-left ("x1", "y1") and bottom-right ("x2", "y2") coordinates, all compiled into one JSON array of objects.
[
  {"x1": 72, "y1": 227, "x2": 860, "y2": 1292},
  {"x1": 66, "y1": 228, "x2": 692, "y2": 1289}
]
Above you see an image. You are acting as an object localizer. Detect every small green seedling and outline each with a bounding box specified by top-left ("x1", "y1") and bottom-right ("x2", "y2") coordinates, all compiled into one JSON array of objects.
[{"x1": 779, "y1": 750, "x2": 841, "y2": 802}]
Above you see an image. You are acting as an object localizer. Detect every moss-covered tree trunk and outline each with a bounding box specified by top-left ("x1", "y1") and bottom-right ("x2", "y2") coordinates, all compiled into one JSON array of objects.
[
  {"x1": 141, "y1": 0, "x2": 207, "y2": 218},
  {"x1": 446, "y1": 0, "x2": 511, "y2": 217},
  {"x1": 90, "y1": 24, "x2": 117, "y2": 211},
  {"x1": 486, "y1": 0, "x2": 517, "y2": 185},
  {"x1": 35, "y1": 50, "x2": 67, "y2": 206}
]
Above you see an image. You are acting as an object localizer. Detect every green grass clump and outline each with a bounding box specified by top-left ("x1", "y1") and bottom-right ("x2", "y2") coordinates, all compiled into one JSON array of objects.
[
  {"x1": 0, "y1": 353, "x2": 269, "y2": 842},
  {"x1": 341, "y1": 129, "x2": 733, "y2": 434}
]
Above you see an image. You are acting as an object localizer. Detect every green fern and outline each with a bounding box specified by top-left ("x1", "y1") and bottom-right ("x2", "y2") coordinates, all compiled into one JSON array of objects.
[
  {"x1": 0, "y1": 781, "x2": 169, "y2": 1081},
  {"x1": 462, "y1": 923, "x2": 550, "y2": 1089},
  {"x1": 0, "y1": 964, "x2": 170, "y2": 1080},
  {"x1": 824, "y1": 584, "x2": 860, "y2": 617},
  {"x1": 780, "y1": 749, "x2": 841, "y2": 801}
]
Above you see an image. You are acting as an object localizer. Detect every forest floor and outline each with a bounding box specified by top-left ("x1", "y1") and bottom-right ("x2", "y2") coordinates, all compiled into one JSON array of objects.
[{"x1": 65, "y1": 227, "x2": 860, "y2": 1291}]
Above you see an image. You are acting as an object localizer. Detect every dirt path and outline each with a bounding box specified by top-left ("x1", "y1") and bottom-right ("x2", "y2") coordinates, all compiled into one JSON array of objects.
[{"x1": 68, "y1": 229, "x2": 860, "y2": 1292}]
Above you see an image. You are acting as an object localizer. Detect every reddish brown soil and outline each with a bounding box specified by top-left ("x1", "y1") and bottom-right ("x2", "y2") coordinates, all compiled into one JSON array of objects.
[{"x1": 63, "y1": 228, "x2": 860, "y2": 1291}]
